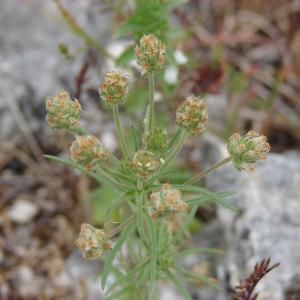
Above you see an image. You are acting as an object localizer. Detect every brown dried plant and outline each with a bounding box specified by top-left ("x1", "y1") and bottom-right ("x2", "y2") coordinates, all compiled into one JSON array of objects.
[{"x1": 232, "y1": 257, "x2": 280, "y2": 300}]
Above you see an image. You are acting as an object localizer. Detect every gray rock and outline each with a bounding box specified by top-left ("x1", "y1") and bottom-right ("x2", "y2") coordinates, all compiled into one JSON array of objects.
[
  {"x1": 203, "y1": 137, "x2": 300, "y2": 300},
  {"x1": 0, "y1": 0, "x2": 112, "y2": 139}
]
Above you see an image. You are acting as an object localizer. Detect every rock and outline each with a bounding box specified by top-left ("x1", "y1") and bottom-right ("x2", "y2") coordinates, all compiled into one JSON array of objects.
[
  {"x1": 203, "y1": 136, "x2": 300, "y2": 300},
  {"x1": 8, "y1": 198, "x2": 39, "y2": 224},
  {"x1": 0, "y1": 0, "x2": 113, "y2": 139}
]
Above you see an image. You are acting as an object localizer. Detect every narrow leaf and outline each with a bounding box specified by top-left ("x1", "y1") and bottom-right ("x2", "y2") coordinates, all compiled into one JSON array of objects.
[
  {"x1": 175, "y1": 266, "x2": 220, "y2": 290},
  {"x1": 144, "y1": 212, "x2": 157, "y2": 292},
  {"x1": 166, "y1": 271, "x2": 192, "y2": 300},
  {"x1": 101, "y1": 222, "x2": 136, "y2": 289},
  {"x1": 172, "y1": 184, "x2": 238, "y2": 211}
]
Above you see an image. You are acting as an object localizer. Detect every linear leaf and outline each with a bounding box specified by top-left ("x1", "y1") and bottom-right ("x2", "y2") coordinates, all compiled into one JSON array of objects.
[
  {"x1": 175, "y1": 266, "x2": 221, "y2": 290},
  {"x1": 135, "y1": 193, "x2": 149, "y2": 245},
  {"x1": 101, "y1": 222, "x2": 136, "y2": 289},
  {"x1": 185, "y1": 191, "x2": 235, "y2": 206},
  {"x1": 144, "y1": 211, "x2": 157, "y2": 292},
  {"x1": 106, "y1": 259, "x2": 149, "y2": 295},
  {"x1": 172, "y1": 184, "x2": 238, "y2": 211},
  {"x1": 166, "y1": 270, "x2": 192, "y2": 300},
  {"x1": 174, "y1": 247, "x2": 224, "y2": 259}
]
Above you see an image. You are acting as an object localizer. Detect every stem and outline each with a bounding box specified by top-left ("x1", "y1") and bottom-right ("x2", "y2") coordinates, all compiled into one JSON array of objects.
[
  {"x1": 108, "y1": 214, "x2": 135, "y2": 238},
  {"x1": 146, "y1": 73, "x2": 155, "y2": 133},
  {"x1": 112, "y1": 105, "x2": 129, "y2": 159},
  {"x1": 160, "y1": 129, "x2": 187, "y2": 171},
  {"x1": 95, "y1": 166, "x2": 130, "y2": 190},
  {"x1": 185, "y1": 156, "x2": 231, "y2": 185}
]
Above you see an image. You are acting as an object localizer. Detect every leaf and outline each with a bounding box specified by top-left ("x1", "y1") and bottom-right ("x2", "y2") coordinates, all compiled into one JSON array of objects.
[
  {"x1": 101, "y1": 222, "x2": 136, "y2": 290},
  {"x1": 172, "y1": 184, "x2": 238, "y2": 211},
  {"x1": 44, "y1": 155, "x2": 123, "y2": 188},
  {"x1": 185, "y1": 191, "x2": 235, "y2": 206},
  {"x1": 174, "y1": 247, "x2": 224, "y2": 259},
  {"x1": 144, "y1": 211, "x2": 157, "y2": 292},
  {"x1": 104, "y1": 192, "x2": 130, "y2": 223},
  {"x1": 131, "y1": 124, "x2": 140, "y2": 152},
  {"x1": 166, "y1": 270, "x2": 192, "y2": 300},
  {"x1": 90, "y1": 185, "x2": 122, "y2": 224},
  {"x1": 175, "y1": 266, "x2": 221, "y2": 290},
  {"x1": 165, "y1": 0, "x2": 188, "y2": 9},
  {"x1": 106, "y1": 259, "x2": 149, "y2": 295},
  {"x1": 116, "y1": 46, "x2": 134, "y2": 66},
  {"x1": 135, "y1": 192, "x2": 149, "y2": 246},
  {"x1": 44, "y1": 154, "x2": 99, "y2": 180}
]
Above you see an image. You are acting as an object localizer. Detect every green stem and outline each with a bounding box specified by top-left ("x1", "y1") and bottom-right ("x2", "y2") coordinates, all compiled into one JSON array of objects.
[
  {"x1": 112, "y1": 105, "x2": 129, "y2": 159},
  {"x1": 146, "y1": 73, "x2": 155, "y2": 133},
  {"x1": 185, "y1": 156, "x2": 231, "y2": 185},
  {"x1": 108, "y1": 213, "x2": 135, "y2": 238},
  {"x1": 95, "y1": 166, "x2": 130, "y2": 190},
  {"x1": 160, "y1": 129, "x2": 187, "y2": 171}
]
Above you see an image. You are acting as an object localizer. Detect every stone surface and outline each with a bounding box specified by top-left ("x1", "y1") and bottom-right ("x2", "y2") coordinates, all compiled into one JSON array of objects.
[
  {"x1": 0, "y1": 0, "x2": 112, "y2": 139},
  {"x1": 203, "y1": 136, "x2": 300, "y2": 300}
]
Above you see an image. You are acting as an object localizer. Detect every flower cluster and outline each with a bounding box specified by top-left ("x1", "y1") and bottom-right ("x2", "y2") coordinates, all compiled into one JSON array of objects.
[
  {"x1": 227, "y1": 131, "x2": 270, "y2": 171},
  {"x1": 176, "y1": 96, "x2": 208, "y2": 136},
  {"x1": 135, "y1": 34, "x2": 166, "y2": 76},
  {"x1": 149, "y1": 184, "x2": 188, "y2": 218},
  {"x1": 99, "y1": 70, "x2": 129, "y2": 108},
  {"x1": 45, "y1": 91, "x2": 81, "y2": 133},
  {"x1": 70, "y1": 135, "x2": 109, "y2": 170},
  {"x1": 143, "y1": 128, "x2": 168, "y2": 154},
  {"x1": 76, "y1": 223, "x2": 112, "y2": 260},
  {"x1": 132, "y1": 149, "x2": 159, "y2": 179}
]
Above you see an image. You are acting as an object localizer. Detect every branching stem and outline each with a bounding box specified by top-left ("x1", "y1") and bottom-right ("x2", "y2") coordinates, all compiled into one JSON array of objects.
[
  {"x1": 146, "y1": 73, "x2": 155, "y2": 132},
  {"x1": 112, "y1": 105, "x2": 129, "y2": 159},
  {"x1": 186, "y1": 156, "x2": 231, "y2": 185}
]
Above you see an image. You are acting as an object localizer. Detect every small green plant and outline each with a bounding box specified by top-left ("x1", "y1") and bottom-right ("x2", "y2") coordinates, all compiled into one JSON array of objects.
[{"x1": 45, "y1": 34, "x2": 270, "y2": 299}]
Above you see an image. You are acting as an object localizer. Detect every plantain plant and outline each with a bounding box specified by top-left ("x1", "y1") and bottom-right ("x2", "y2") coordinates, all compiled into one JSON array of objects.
[{"x1": 44, "y1": 34, "x2": 270, "y2": 300}]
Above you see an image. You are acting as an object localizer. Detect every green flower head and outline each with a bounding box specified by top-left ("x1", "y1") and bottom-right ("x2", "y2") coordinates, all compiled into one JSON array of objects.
[
  {"x1": 76, "y1": 223, "x2": 112, "y2": 260},
  {"x1": 135, "y1": 34, "x2": 166, "y2": 76},
  {"x1": 45, "y1": 91, "x2": 81, "y2": 133},
  {"x1": 176, "y1": 96, "x2": 208, "y2": 136},
  {"x1": 99, "y1": 70, "x2": 129, "y2": 108},
  {"x1": 149, "y1": 184, "x2": 188, "y2": 219},
  {"x1": 70, "y1": 135, "x2": 109, "y2": 170},
  {"x1": 227, "y1": 131, "x2": 270, "y2": 171}
]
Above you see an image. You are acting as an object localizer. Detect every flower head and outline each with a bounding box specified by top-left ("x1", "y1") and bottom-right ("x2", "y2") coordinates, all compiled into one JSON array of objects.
[
  {"x1": 176, "y1": 96, "x2": 208, "y2": 136},
  {"x1": 227, "y1": 131, "x2": 270, "y2": 171},
  {"x1": 149, "y1": 184, "x2": 188, "y2": 219},
  {"x1": 45, "y1": 91, "x2": 81, "y2": 133},
  {"x1": 132, "y1": 149, "x2": 159, "y2": 179},
  {"x1": 99, "y1": 70, "x2": 129, "y2": 108},
  {"x1": 143, "y1": 128, "x2": 168, "y2": 154},
  {"x1": 70, "y1": 135, "x2": 109, "y2": 170},
  {"x1": 76, "y1": 223, "x2": 112, "y2": 260},
  {"x1": 135, "y1": 34, "x2": 166, "y2": 76}
]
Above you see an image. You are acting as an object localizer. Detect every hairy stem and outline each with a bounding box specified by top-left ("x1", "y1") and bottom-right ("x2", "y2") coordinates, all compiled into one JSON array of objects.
[
  {"x1": 108, "y1": 214, "x2": 135, "y2": 238},
  {"x1": 160, "y1": 129, "x2": 187, "y2": 171},
  {"x1": 112, "y1": 105, "x2": 129, "y2": 159},
  {"x1": 185, "y1": 156, "x2": 231, "y2": 185},
  {"x1": 146, "y1": 73, "x2": 155, "y2": 132}
]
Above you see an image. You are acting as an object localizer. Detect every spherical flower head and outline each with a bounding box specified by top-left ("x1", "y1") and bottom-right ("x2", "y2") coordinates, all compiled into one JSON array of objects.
[
  {"x1": 176, "y1": 96, "x2": 208, "y2": 136},
  {"x1": 135, "y1": 34, "x2": 166, "y2": 76},
  {"x1": 99, "y1": 70, "x2": 129, "y2": 108},
  {"x1": 45, "y1": 91, "x2": 81, "y2": 133},
  {"x1": 70, "y1": 135, "x2": 109, "y2": 170},
  {"x1": 227, "y1": 130, "x2": 270, "y2": 172},
  {"x1": 76, "y1": 223, "x2": 112, "y2": 260},
  {"x1": 132, "y1": 149, "x2": 159, "y2": 179},
  {"x1": 149, "y1": 184, "x2": 188, "y2": 219},
  {"x1": 143, "y1": 128, "x2": 168, "y2": 154}
]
